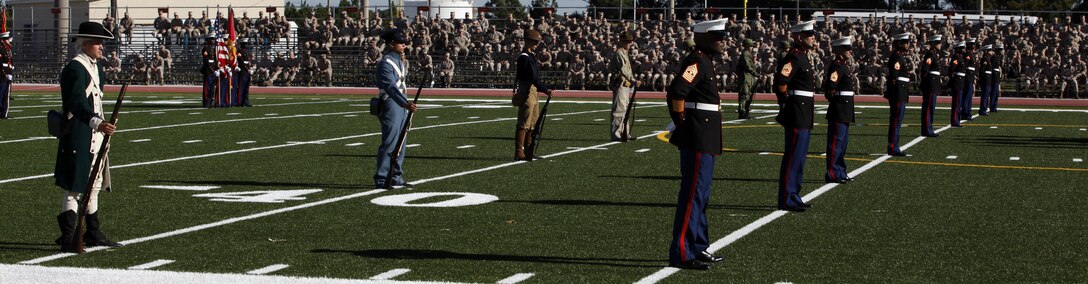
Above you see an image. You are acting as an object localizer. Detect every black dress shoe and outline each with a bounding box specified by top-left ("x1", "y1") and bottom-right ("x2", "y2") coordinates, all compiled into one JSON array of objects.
[
  {"x1": 844, "y1": 176, "x2": 855, "y2": 182},
  {"x1": 671, "y1": 259, "x2": 711, "y2": 270},
  {"x1": 799, "y1": 202, "x2": 813, "y2": 208},
  {"x1": 825, "y1": 178, "x2": 848, "y2": 184},
  {"x1": 697, "y1": 251, "x2": 724, "y2": 263},
  {"x1": 778, "y1": 206, "x2": 807, "y2": 212},
  {"x1": 924, "y1": 133, "x2": 940, "y2": 137},
  {"x1": 889, "y1": 152, "x2": 907, "y2": 157}
]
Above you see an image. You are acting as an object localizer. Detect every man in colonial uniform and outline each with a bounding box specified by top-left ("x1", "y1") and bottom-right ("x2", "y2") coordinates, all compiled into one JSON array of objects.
[
  {"x1": 884, "y1": 32, "x2": 913, "y2": 156},
  {"x1": 735, "y1": 39, "x2": 758, "y2": 119},
  {"x1": 774, "y1": 20, "x2": 819, "y2": 212},
  {"x1": 666, "y1": 19, "x2": 728, "y2": 270},
  {"x1": 55, "y1": 22, "x2": 124, "y2": 253},
  {"x1": 373, "y1": 29, "x2": 417, "y2": 189},
  {"x1": 918, "y1": 35, "x2": 942, "y2": 137},
  {"x1": 823, "y1": 37, "x2": 857, "y2": 184}
]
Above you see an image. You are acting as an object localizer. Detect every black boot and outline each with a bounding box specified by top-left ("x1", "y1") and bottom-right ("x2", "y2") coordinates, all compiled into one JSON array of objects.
[
  {"x1": 83, "y1": 212, "x2": 124, "y2": 247},
  {"x1": 55, "y1": 210, "x2": 79, "y2": 253}
]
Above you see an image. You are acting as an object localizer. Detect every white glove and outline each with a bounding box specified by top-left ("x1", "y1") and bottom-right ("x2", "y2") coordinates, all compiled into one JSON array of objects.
[
  {"x1": 214, "y1": 70, "x2": 220, "y2": 76},
  {"x1": 5, "y1": 75, "x2": 11, "y2": 81},
  {"x1": 234, "y1": 67, "x2": 240, "y2": 72}
]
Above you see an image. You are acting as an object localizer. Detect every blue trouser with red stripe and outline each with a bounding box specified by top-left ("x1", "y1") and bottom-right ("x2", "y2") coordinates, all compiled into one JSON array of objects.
[
  {"x1": 203, "y1": 74, "x2": 217, "y2": 108},
  {"x1": 825, "y1": 122, "x2": 849, "y2": 182},
  {"x1": 960, "y1": 83, "x2": 974, "y2": 120},
  {"x1": 950, "y1": 84, "x2": 963, "y2": 126},
  {"x1": 979, "y1": 82, "x2": 993, "y2": 115},
  {"x1": 989, "y1": 79, "x2": 1000, "y2": 112},
  {"x1": 887, "y1": 100, "x2": 906, "y2": 155},
  {"x1": 669, "y1": 148, "x2": 715, "y2": 265},
  {"x1": 779, "y1": 127, "x2": 809, "y2": 208},
  {"x1": 218, "y1": 75, "x2": 232, "y2": 107},
  {"x1": 0, "y1": 78, "x2": 10, "y2": 118},
  {"x1": 921, "y1": 89, "x2": 937, "y2": 135}
]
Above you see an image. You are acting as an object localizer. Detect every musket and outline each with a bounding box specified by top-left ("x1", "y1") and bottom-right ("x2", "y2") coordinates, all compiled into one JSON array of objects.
[
  {"x1": 383, "y1": 72, "x2": 433, "y2": 189},
  {"x1": 620, "y1": 87, "x2": 638, "y2": 140},
  {"x1": 72, "y1": 84, "x2": 127, "y2": 254},
  {"x1": 527, "y1": 92, "x2": 552, "y2": 159}
]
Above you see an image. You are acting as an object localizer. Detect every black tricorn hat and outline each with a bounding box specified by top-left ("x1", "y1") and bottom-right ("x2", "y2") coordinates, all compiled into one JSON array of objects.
[
  {"x1": 381, "y1": 29, "x2": 407, "y2": 43},
  {"x1": 72, "y1": 22, "x2": 114, "y2": 42}
]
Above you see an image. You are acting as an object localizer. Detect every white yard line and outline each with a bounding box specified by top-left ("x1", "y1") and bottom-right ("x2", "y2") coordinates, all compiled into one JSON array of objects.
[
  {"x1": 246, "y1": 264, "x2": 290, "y2": 275},
  {"x1": 1, "y1": 107, "x2": 618, "y2": 186},
  {"x1": 634, "y1": 115, "x2": 978, "y2": 284},
  {"x1": 369, "y1": 269, "x2": 411, "y2": 280},
  {"x1": 496, "y1": 273, "x2": 535, "y2": 284},
  {"x1": 0, "y1": 264, "x2": 466, "y2": 284},
  {"x1": 7, "y1": 99, "x2": 365, "y2": 121},
  {"x1": 128, "y1": 259, "x2": 175, "y2": 270}
]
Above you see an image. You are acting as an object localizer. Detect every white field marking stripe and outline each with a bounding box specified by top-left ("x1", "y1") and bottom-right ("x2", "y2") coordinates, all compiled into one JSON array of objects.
[
  {"x1": 246, "y1": 264, "x2": 289, "y2": 275},
  {"x1": 1075, "y1": 159, "x2": 1083, "y2": 162},
  {"x1": 635, "y1": 116, "x2": 970, "y2": 284},
  {"x1": 456, "y1": 145, "x2": 476, "y2": 149},
  {"x1": 140, "y1": 185, "x2": 220, "y2": 191},
  {"x1": 636, "y1": 148, "x2": 651, "y2": 153},
  {"x1": 19, "y1": 189, "x2": 387, "y2": 265},
  {"x1": 370, "y1": 268, "x2": 411, "y2": 280},
  {"x1": 497, "y1": 273, "x2": 535, "y2": 284},
  {"x1": 0, "y1": 102, "x2": 482, "y2": 144},
  {"x1": 8, "y1": 99, "x2": 364, "y2": 120},
  {"x1": 131, "y1": 139, "x2": 151, "y2": 143},
  {"x1": 1, "y1": 107, "x2": 619, "y2": 186},
  {"x1": 182, "y1": 140, "x2": 203, "y2": 144},
  {"x1": 0, "y1": 264, "x2": 467, "y2": 284},
  {"x1": 236, "y1": 141, "x2": 257, "y2": 144},
  {"x1": 0, "y1": 136, "x2": 54, "y2": 144},
  {"x1": 947, "y1": 155, "x2": 958, "y2": 159},
  {"x1": 15, "y1": 107, "x2": 631, "y2": 265},
  {"x1": 128, "y1": 259, "x2": 175, "y2": 270}
]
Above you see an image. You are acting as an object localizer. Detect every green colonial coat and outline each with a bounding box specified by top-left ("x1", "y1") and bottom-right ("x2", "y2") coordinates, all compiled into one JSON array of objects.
[{"x1": 54, "y1": 56, "x2": 109, "y2": 193}]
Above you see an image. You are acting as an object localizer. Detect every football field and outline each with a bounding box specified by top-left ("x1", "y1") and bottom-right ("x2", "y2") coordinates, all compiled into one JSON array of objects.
[{"x1": 1, "y1": 90, "x2": 1086, "y2": 283}]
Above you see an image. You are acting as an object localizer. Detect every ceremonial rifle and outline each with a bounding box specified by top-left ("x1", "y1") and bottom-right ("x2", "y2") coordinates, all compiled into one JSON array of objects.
[
  {"x1": 383, "y1": 72, "x2": 433, "y2": 189},
  {"x1": 72, "y1": 84, "x2": 127, "y2": 253},
  {"x1": 527, "y1": 92, "x2": 552, "y2": 159}
]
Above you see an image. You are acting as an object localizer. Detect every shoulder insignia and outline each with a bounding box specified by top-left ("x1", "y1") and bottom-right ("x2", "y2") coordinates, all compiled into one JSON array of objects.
[
  {"x1": 894, "y1": 62, "x2": 901, "y2": 71},
  {"x1": 682, "y1": 63, "x2": 699, "y2": 83},
  {"x1": 780, "y1": 62, "x2": 793, "y2": 76},
  {"x1": 926, "y1": 58, "x2": 932, "y2": 65},
  {"x1": 830, "y1": 71, "x2": 839, "y2": 83}
]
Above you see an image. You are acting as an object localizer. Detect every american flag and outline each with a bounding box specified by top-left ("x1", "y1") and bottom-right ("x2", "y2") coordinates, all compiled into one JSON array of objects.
[{"x1": 215, "y1": 8, "x2": 237, "y2": 76}]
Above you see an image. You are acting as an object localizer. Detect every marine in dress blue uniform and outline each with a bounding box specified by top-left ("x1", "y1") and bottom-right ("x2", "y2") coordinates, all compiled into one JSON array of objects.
[
  {"x1": 234, "y1": 39, "x2": 253, "y2": 107},
  {"x1": 373, "y1": 29, "x2": 417, "y2": 189},
  {"x1": 947, "y1": 41, "x2": 967, "y2": 127},
  {"x1": 823, "y1": 37, "x2": 856, "y2": 184},
  {"x1": 960, "y1": 38, "x2": 978, "y2": 121},
  {"x1": 54, "y1": 22, "x2": 124, "y2": 253},
  {"x1": 200, "y1": 35, "x2": 217, "y2": 108},
  {"x1": 0, "y1": 31, "x2": 12, "y2": 119},
  {"x1": 919, "y1": 35, "x2": 943, "y2": 137},
  {"x1": 884, "y1": 32, "x2": 913, "y2": 156},
  {"x1": 773, "y1": 20, "x2": 819, "y2": 212},
  {"x1": 978, "y1": 44, "x2": 994, "y2": 116},
  {"x1": 988, "y1": 44, "x2": 1003, "y2": 112},
  {"x1": 666, "y1": 19, "x2": 727, "y2": 271}
]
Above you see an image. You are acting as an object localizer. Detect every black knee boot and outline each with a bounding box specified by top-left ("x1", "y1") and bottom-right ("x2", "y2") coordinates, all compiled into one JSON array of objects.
[
  {"x1": 55, "y1": 210, "x2": 79, "y2": 253},
  {"x1": 83, "y1": 212, "x2": 123, "y2": 247}
]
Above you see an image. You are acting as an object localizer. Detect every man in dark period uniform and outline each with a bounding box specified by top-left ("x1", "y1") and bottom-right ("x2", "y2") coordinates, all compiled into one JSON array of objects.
[
  {"x1": 54, "y1": 22, "x2": 124, "y2": 253},
  {"x1": 373, "y1": 29, "x2": 418, "y2": 189},
  {"x1": 513, "y1": 30, "x2": 554, "y2": 161}
]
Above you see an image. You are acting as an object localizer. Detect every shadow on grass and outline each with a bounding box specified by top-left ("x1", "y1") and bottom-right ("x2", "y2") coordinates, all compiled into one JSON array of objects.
[
  {"x1": 311, "y1": 248, "x2": 663, "y2": 268},
  {"x1": 150, "y1": 180, "x2": 366, "y2": 189},
  {"x1": 0, "y1": 242, "x2": 60, "y2": 252},
  {"x1": 450, "y1": 136, "x2": 606, "y2": 142},
  {"x1": 499, "y1": 199, "x2": 777, "y2": 212},
  {"x1": 963, "y1": 136, "x2": 1088, "y2": 149},
  {"x1": 598, "y1": 175, "x2": 825, "y2": 184},
  {"x1": 328, "y1": 154, "x2": 507, "y2": 161}
]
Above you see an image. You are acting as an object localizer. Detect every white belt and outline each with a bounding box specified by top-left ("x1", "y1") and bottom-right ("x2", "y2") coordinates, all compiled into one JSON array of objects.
[
  {"x1": 994, "y1": 68, "x2": 1001, "y2": 72},
  {"x1": 984, "y1": 71, "x2": 992, "y2": 74},
  {"x1": 967, "y1": 67, "x2": 976, "y2": 71},
  {"x1": 955, "y1": 72, "x2": 966, "y2": 77},
  {"x1": 837, "y1": 91, "x2": 855, "y2": 96},
  {"x1": 897, "y1": 77, "x2": 910, "y2": 82},
  {"x1": 929, "y1": 71, "x2": 940, "y2": 75},
  {"x1": 789, "y1": 90, "x2": 814, "y2": 97},
  {"x1": 684, "y1": 102, "x2": 720, "y2": 111}
]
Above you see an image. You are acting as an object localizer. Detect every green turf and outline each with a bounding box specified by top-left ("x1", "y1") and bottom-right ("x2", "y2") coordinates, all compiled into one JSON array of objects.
[{"x1": 1, "y1": 91, "x2": 1086, "y2": 283}]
